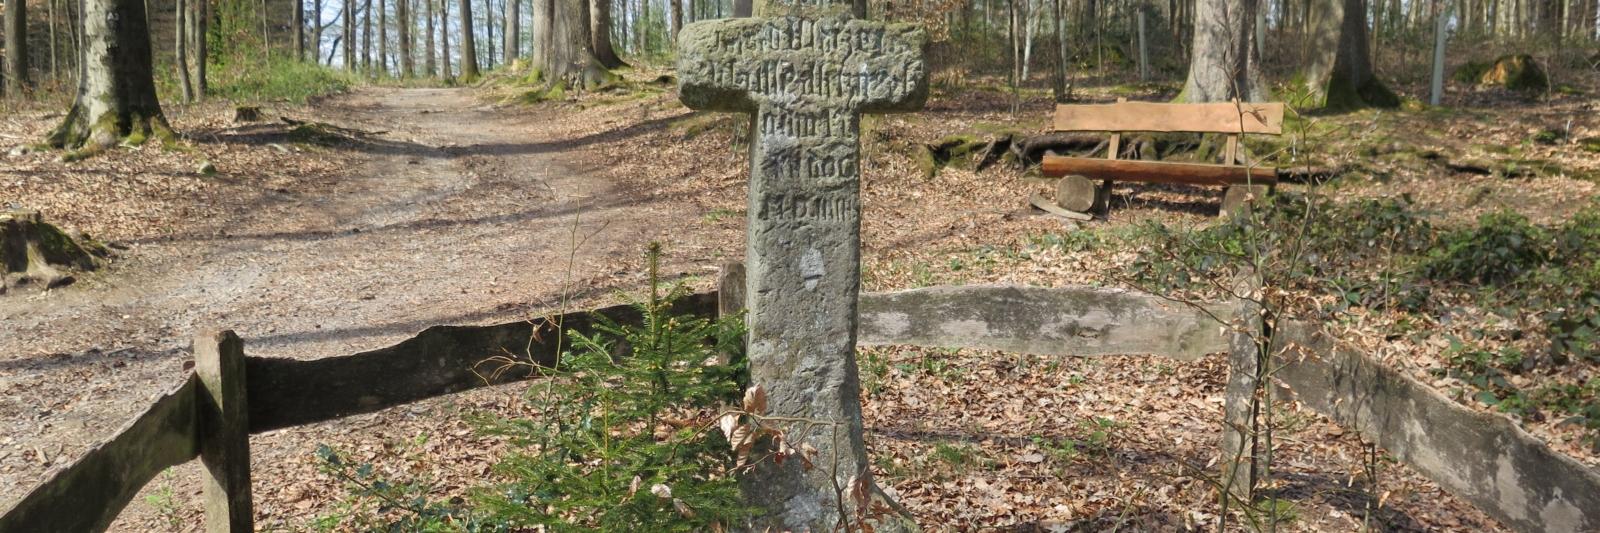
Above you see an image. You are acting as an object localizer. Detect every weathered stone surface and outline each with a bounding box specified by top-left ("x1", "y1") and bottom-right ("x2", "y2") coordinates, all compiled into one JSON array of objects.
[
  {"x1": 1271, "y1": 321, "x2": 1600, "y2": 533},
  {"x1": 678, "y1": 5, "x2": 927, "y2": 530},
  {"x1": 857, "y1": 284, "x2": 1230, "y2": 360}
]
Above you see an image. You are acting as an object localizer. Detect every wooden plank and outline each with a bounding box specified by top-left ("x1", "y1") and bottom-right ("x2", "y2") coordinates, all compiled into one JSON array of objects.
[
  {"x1": 0, "y1": 377, "x2": 201, "y2": 532},
  {"x1": 196, "y1": 331, "x2": 253, "y2": 533},
  {"x1": 858, "y1": 284, "x2": 1233, "y2": 361},
  {"x1": 1042, "y1": 156, "x2": 1278, "y2": 185},
  {"x1": 245, "y1": 293, "x2": 720, "y2": 432},
  {"x1": 1054, "y1": 101, "x2": 1285, "y2": 134},
  {"x1": 1272, "y1": 322, "x2": 1600, "y2": 533}
]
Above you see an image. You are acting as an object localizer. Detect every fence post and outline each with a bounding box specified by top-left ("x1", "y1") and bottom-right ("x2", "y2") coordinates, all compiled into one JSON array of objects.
[
  {"x1": 1219, "y1": 274, "x2": 1263, "y2": 505},
  {"x1": 195, "y1": 330, "x2": 253, "y2": 533},
  {"x1": 719, "y1": 261, "x2": 747, "y2": 318}
]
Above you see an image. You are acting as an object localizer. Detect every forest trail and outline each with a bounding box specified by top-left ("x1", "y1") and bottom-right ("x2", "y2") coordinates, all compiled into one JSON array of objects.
[{"x1": 0, "y1": 87, "x2": 699, "y2": 512}]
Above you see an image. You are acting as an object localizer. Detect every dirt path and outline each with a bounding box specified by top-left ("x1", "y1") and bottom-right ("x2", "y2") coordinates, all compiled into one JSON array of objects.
[{"x1": 0, "y1": 87, "x2": 726, "y2": 526}]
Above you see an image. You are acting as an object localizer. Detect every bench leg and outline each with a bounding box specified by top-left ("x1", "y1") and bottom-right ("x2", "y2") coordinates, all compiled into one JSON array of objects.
[
  {"x1": 1055, "y1": 175, "x2": 1100, "y2": 213},
  {"x1": 1222, "y1": 184, "x2": 1272, "y2": 218}
]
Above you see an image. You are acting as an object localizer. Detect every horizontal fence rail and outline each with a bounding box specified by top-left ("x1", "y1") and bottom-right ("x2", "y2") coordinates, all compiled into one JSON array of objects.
[
  {"x1": 4, "y1": 284, "x2": 1599, "y2": 533},
  {"x1": 0, "y1": 378, "x2": 201, "y2": 533},
  {"x1": 1269, "y1": 321, "x2": 1600, "y2": 533}
]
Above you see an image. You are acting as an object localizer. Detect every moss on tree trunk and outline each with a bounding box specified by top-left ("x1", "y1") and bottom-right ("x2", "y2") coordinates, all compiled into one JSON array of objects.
[
  {"x1": 1, "y1": 210, "x2": 104, "y2": 291},
  {"x1": 48, "y1": 0, "x2": 174, "y2": 156}
]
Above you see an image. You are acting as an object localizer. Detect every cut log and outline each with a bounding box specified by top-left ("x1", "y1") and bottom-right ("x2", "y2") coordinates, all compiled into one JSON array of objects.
[
  {"x1": 1042, "y1": 156, "x2": 1277, "y2": 186},
  {"x1": 1055, "y1": 175, "x2": 1098, "y2": 212}
]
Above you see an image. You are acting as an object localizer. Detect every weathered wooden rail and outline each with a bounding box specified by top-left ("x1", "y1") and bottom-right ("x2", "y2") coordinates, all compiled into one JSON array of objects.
[{"x1": 3, "y1": 283, "x2": 1598, "y2": 532}]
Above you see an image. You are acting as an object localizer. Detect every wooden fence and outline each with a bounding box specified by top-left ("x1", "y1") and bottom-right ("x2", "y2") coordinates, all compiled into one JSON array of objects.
[{"x1": 3, "y1": 282, "x2": 1598, "y2": 532}]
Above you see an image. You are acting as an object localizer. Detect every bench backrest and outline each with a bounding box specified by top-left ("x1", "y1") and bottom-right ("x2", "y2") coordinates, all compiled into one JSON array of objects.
[{"x1": 1054, "y1": 101, "x2": 1285, "y2": 135}]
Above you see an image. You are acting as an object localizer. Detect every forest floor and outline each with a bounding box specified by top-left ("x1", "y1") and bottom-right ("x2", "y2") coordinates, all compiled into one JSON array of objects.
[{"x1": 2, "y1": 64, "x2": 1598, "y2": 531}]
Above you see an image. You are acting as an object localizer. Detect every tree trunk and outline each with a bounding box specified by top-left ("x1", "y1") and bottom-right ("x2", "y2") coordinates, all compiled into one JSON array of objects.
[
  {"x1": 398, "y1": 0, "x2": 413, "y2": 76},
  {"x1": 295, "y1": 0, "x2": 305, "y2": 59},
  {"x1": 504, "y1": 0, "x2": 518, "y2": 60},
  {"x1": 194, "y1": 0, "x2": 207, "y2": 97},
  {"x1": 1052, "y1": 0, "x2": 1067, "y2": 101},
  {"x1": 49, "y1": 0, "x2": 171, "y2": 151},
  {"x1": 363, "y1": 0, "x2": 373, "y2": 72},
  {"x1": 670, "y1": 0, "x2": 681, "y2": 40},
  {"x1": 543, "y1": 0, "x2": 609, "y2": 88},
  {"x1": 380, "y1": 0, "x2": 389, "y2": 74},
  {"x1": 458, "y1": 0, "x2": 479, "y2": 78},
  {"x1": 439, "y1": 0, "x2": 452, "y2": 76},
  {"x1": 314, "y1": 0, "x2": 325, "y2": 62},
  {"x1": 344, "y1": 0, "x2": 356, "y2": 68},
  {"x1": 5, "y1": 0, "x2": 28, "y2": 96},
  {"x1": 176, "y1": 0, "x2": 193, "y2": 102},
  {"x1": 590, "y1": 0, "x2": 624, "y2": 67},
  {"x1": 532, "y1": 0, "x2": 547, "y2": 64},
  {"x1": 1303, "y1": 0, "x2": 1396, "y2": 109},
  {"x1": 484, "y1": 0, "x2": 495, "y2": 67},
  {"x1": 1179, "y1": 0, "x2": 1269, "y2": 101},
  {"x1": 425, "y1": 0, "x2": 436, "y2": 74}
]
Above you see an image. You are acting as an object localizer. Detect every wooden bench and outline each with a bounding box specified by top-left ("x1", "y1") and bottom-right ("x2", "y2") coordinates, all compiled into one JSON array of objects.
[{"x1": 1036, "y1": 100, "x2": 1285, "y2": 217}]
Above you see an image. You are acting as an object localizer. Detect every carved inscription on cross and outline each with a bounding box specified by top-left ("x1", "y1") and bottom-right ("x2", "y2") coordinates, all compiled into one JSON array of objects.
[{"x1": 678, "y1": 3, "x2": 926, "y2": 529}]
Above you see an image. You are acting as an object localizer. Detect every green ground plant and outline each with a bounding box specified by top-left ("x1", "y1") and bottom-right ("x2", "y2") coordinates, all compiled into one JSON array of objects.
[{"x1": 313, "y1": 247, "x2": 753, "y2": 531}]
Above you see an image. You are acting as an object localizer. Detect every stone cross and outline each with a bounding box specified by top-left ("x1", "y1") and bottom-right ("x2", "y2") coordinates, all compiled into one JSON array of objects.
[{"x1": 678, "y1": 2, "x2": 926, "y2": 529}]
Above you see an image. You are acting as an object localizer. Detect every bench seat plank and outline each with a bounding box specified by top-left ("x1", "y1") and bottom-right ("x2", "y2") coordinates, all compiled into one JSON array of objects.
[
  {"x1": 1055, "y1": 102, "x2": 1285, "y2": 134},
  {"x1": 1043, "y1": 155, "x2": 1278, "y2": 186}
]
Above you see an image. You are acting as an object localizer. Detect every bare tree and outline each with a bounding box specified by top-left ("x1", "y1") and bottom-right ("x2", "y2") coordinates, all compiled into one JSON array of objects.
[
  {"x1": 590, "y1": 0, "x2": 625, "y2": 68},
  {"x1": 345, "y1": 0, "x2": 357, "y2": 68},
  {"x1": 296, "y1": 0, "x2": 306, "y2": 60},
  {"x1": 505, "y1": 0, "x2": 520, "y2": 60},
  {"x1": 177, "y1": 0, "x2": 193, "y2": 102},
  {"x1": 381, "y1": 0, "x2": 389, "y2": 74},
  {"x1": 1302, "y1": 0, "x2": 1397, "y2": 108},
  {"x1": 425, "y1": 0, "x2": 437, "y2": 74},
  {"x1": 49, "y1": 0, "x2": 171, "y2": 150},
  {"x1": 193, "y1": 0, "x2": 207, "y2": 97},
  {"x1": 541, "y1": 0, "x2": 610, "y2": 88},
  {"x1": 399, "y1": 0, "x2": 414, "y2": 76},
  {"x1": 315, "y1": 0, "x2": 325, "y2": 63},
  {"x1": 670, "y1": 0, "x2": 682, "y2": 41},
  {"x1": 440, "y1": 0, "x2": 452, "y2": 77},
  {"x1": 1180, "y1": 0, "x2": 1269, "y2": 101},
  {"x1": 364, "y1": 0, "x2": 374, "y2": 72},
  {"x1": 5, "y1": 0, "x2": 28, "y2": 96},
  {"x1": 458, "y1": 0, "x2": 480, "y2": 78}
]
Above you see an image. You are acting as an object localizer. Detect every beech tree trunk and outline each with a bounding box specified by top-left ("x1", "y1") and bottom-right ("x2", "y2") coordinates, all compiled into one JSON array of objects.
[
  {"x1": 484, "y1": 0, "x2": 495, "y2": 67},
  {"x1": 314, "y1": 0, "x2": 325, "y2": 62},
  {"x1": 380, "y1": 0, "x2": 389, "y2": 74},
  {"x1": 425, "y1": 0, "x2": 436, "y2": 75},
  {"x1": 177, "y1": 0, "x2": 193, "y2": 102},
  {"x1": 541, "y1": 0, "x2": 609, "y2": 88},
  {"x1": 295, "y1": 0, "x2": 305, "y2": 59},
  {"x1": 5, "y1": 0, "x2": 27, "y2": 96},
  {"x1": 440, "y1": 0, "x2": 452, "y2": 77},
  {"x1": 590, "y1": 0, "x2": 624, "y2": 68},
  {"x1": 504, "y1": 0, "x2": 519, "y2": 60},
  {"x1": 670, "y1": 0, "x2": 681, "y2": 40},
  {"x1": 1180, "y1": 0, "x2": 1269, "y2": 101},
  {"x1": 193, "y1": 0, "x2": 207, "y2": 97},
  {"x1": 399, "y1": 0, "x2": 413, "y2": 76},
  {"x1": 363, "y1": 0, "x2": 373, "y2": 72},
  {"x1": 1303, "y1": 0, "x2": 1396, "y2": 109},
  {"x1": 344, "y1": 0, "x2": 356, "y2": 68},
  {"x1": 458, "y1": 0, "x2": 479, "y2": 78},
  {"x1": 49, "y1": 0, "x2": 171, "y2": 151}
]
